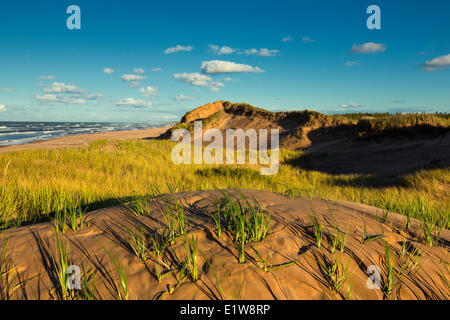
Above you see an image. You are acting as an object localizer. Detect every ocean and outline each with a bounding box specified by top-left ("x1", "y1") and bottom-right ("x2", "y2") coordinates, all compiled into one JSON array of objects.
[{"x1": 0, "y1": 121, "x2": 170, "y2": 146}]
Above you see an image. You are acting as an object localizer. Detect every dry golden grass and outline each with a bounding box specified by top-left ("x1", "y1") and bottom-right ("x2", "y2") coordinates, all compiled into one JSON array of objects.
[{"x1": 0, "y1": 138, "x2": 448, "y2": 230}]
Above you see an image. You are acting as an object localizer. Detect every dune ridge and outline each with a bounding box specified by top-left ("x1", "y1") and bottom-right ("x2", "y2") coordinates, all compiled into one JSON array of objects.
[
  {"x1": 1, "y1": 189, "x2": 448, "y2": 300},
  {"x1": 163, "y1": 101, "x2": 450, "y2": 175}
]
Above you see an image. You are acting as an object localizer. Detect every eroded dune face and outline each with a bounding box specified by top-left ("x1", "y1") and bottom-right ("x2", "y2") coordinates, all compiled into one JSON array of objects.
[
  {"x1": 1, "y1": 190, "x2": 448, "y2": 300},
  {"x1": 181, "y1": 101, "x2": 226, "y2": 124}
]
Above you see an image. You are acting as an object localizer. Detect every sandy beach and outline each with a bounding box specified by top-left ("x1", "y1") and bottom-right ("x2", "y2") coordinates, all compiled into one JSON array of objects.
[{"x1": 0, "y1": 126, "x2": 171, "y2": 154}]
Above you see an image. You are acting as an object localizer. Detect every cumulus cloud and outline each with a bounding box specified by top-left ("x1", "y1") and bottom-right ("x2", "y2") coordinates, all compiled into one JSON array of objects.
[
  {"x1": 121, "y1": 74, "x2": 147, "y2": 81},
  {"x1": 0, "y1": 104, "x2": 6, "y2": 111},
  {"x1": 200, "y1": 60, "x2": 264, "y2": 74},
  {"x1": 34, "y1": 81, "x2": 101, "y2": 105},
  {"x1": 344, "y1": 61, "x2": 360, "y2": 66},
  {"x1": 423, "y1": 54, "x2": 450, "y2": 72},
  {"x1": 113, "y1": 98, "x2": 152, "y2": 108},
  {"x1": 133, "y1": 68, "x2": 145, "y2": 74},
  {"x1": 43, "y1": 82, "x2": 80, "y2": 94},
  {"x1": 258, "y1": 48, "x2": 280, "y2": 57},
  {"x1": 281, "y1": 36, "x2": 294, "y2": 42},
  {"x1": 152, "y1": 67, "x2": 162, "y2": 72},
  {"x1": 139, "y1": 86, "x2": 159, "y2": 98},
  {"x1": 243, "y1": 48, "x2": 279, "y2": 57},
  {"x1": 40, "y1": 75, "x2": 54, "y2": 80},
  {"x1": 350, "y1": 42, "x2": 386, "y2": 54},
  {"x1": 209, "y1": 44, "x2": 235, "y2": 55},
  {"x1": 35, "y1": 94, "x2": 58, "y2": 102},
  {"x1": 0, "y1": 88, "x2": 15, "y2": 92},
  {"x1": 209, "y1": 45, "x2": 280, "y2": 57},
  {"x1": 218, "y1": 46, "x2": 234, "y2": 55},
  {"x1": 173, "y1": 72, "x2": 224, "y2": 91},
  {"x1": 103, "y1": 68, "x2": 115, "y2": 74},
  {"x1": 164, "y1": 45, "x2": 194, "y2": 54},
  {"x1": 34, "y1": 94, "x2": 86, "y2": 104},
  {"x1": 173, "y1": 73, "x2": 212, "y2": 86},
  {"x1": 174, "y1": 94, "x2": 195, "y2": 101},
  {"x1": 340, "y1": 102, "x2": 360, "y2": 108},
  {"x1": 301, "y1": 36, "x2": 315, "y2": 43}
]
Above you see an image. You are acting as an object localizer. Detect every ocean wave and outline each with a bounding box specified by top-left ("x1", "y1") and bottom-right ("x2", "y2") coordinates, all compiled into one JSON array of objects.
[{"x1": 0, "y1": 122, "x2": 161, "y2": 146}]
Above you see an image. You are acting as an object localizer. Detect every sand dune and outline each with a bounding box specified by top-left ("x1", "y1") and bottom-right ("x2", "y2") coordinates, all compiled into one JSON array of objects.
[
  {"x1": 1, "y1": 189, "x2": 448, "y2": 300},
  {"x1": 163, "y1": 101, "x2": 450, "y2": 176}
]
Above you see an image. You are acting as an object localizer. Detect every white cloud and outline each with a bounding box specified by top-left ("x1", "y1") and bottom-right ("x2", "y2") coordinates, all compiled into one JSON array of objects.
[
  {"x1": 209, "y1": 44, "x2": 235, "y2": 55},
  {"x1": 0, "y1": 88, "x2": 15, "y2": 92},
  {"x1": 164, "y1": 45, "x2": 194, "y2": 54},
  {"x1": 243, "y1": 48, "x2": 258, "y2": 56},
  {"x1": 152, "y1": 67, "x2": 162, "y2": 72},
  {"x1": 281, "y1": 36, "x2": 294, "y2": 42},
  {"x1": 218, "y1": 46, "x2": 234, "y2": 55},
  {"x1": 0, "y1": 104, "x2": 6, "y2": 112},
  {"x1": 173, "y1": 73, "x2": 211, "y2": 86},
  {"x1": 302, "y1": 36, "x2": 315, "y2": 43},
  {"x1": 34, "y1": 94, "x2": 86, "y2": 104},
  {"x1": 113, "y1": 98, "x2": 152, "y2": 108},
  {"x1": 43, "y1": 82, "x2": 80, "y2": 93},
  {"x1": 340, "y1": 102, "x2": 360, "y2": 108},
  {"x1": 73, "y1": 92, "x2": 103, "y2": 100},
  {"x1": 68, "y1": 98, "x2": 86, "y2": 104},
  {"x1": 209, "y1": 85, "x2": 223, "y2": 92},
  {"x1": 423, "y1": 54, "x2": 450, "y2": 72},
  {"x1": 210, "y1": 45, "x2": 279, "y2": 57},
  {"x1": 350, "y1": 42, "x2": 386, "y2": 54},
  {"x1": 258, "y1": 48, "x2": 280, "y2": 57},
  {"x1": 173, "y1": 72, "x2": 224, "y2": 91},
  {"x1": 35, "y1": 94, "x2": 58, "y2": 102},
  {"x1": 40, "y1": 75, "x2": 54, "y2": 80},
  {"x1": 243, "y1": 48, "x2": 279, "y2": 57},
  {"x1": 200, "y1": 60, "x2": 264, "y2": 74},
  {"x1": 174, "y1": 94, "x2": 195, "y2": 101},
  {"x1": 344, "y1": 61, "x2": 360, "y2": 67},
  {"x1": 139, "y1": 86, "x2": 159, "y2": 98},
  {"x1": 103, "y1": 68, "x2": 115, "y2": 74},
  {"x1": 134, "y1": 68, "x2": 145, "y2": 74},
  {"x1": 34, "y1": 81, "x2": 101, "y2": 105},
  {"x1": 209, "y1": 44, "x2": 219, "y2": 52},
  {"x1": 121, "y1": 74, "x2": 147, "y2": 81}
]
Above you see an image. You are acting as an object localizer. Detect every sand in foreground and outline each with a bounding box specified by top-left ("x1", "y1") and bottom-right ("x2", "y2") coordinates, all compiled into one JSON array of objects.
[{"x1": 1, "y1": 189, "x2": 448, "y2": 300}]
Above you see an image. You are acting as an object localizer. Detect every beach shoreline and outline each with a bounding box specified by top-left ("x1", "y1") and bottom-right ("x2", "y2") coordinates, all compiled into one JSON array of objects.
[{"x1": 0, "y1": 125, "x2": 171, "y2": 154}]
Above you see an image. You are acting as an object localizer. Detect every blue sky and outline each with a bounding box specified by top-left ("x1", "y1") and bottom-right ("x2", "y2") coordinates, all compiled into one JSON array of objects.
[{"x1": 0, "y1": 0, "x2": 449, "y2": 123}]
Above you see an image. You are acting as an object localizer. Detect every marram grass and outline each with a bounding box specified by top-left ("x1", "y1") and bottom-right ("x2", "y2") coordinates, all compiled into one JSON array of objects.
[{"x1": 0, "y1": 138, "x2": 448, "y2": 230}]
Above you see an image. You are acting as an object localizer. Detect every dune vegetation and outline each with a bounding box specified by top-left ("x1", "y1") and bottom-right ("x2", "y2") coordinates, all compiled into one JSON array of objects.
[{"x1": 0, "y1": 138, "x2": 448, "y2": 231}]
